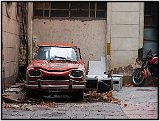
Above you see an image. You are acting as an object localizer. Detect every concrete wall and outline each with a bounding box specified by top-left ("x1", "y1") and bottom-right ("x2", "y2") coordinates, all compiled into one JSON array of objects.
[
  {"x1": 33, "y1": 19, "x2": 107, "y2": 63},
  {"x1": 2, "y1": 2, "x2": 20, "y2": 88},
  {"x1": 107, "y1": 2, "x2": 144, "y2": 75}
]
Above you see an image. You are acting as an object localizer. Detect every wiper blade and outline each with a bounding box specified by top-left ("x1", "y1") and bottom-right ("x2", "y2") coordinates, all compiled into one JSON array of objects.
[
  {"x1": 51, "y1": 56, "x2": 76, "y2": 62},
  {"x1": 54, "y1": 56, "x2": 67, "y2": 60}
]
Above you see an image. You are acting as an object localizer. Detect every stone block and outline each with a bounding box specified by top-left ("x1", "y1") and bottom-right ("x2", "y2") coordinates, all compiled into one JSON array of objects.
[
  {"x1": 111, "y1": 12, "x2": 139, "y2": 25},
  {"x1": 111, "y1": 2, "x2": 139, "y2": 12},
  {"x1": 111, "y1": 25, "x2": 139, "y2": 38},
  {"x1": 111, "y1": 37, "x2": 139, "y2": 51},
  {"x1": 110, "y1": 50, "x2": 138, "y2": 68}
]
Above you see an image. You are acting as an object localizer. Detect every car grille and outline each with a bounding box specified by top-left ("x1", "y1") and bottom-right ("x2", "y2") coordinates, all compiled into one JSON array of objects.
[{"x1": 42, "y1": 76, "x2": 69, "y2": 80}]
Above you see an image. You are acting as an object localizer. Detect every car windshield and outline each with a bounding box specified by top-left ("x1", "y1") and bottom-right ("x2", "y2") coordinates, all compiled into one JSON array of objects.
[{"x1": 36, "y1": 46, "x2": 77, "y2": 61}]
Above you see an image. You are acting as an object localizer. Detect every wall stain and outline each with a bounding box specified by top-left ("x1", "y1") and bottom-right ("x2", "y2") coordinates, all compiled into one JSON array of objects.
[{"x1": 112, "y1": 64, "x2": 134, "y2": 76}]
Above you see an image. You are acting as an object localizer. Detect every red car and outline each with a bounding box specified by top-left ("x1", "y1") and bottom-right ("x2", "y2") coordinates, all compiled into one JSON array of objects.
[{"x1": 25, "y1": 43, "x2": 86, "y2": 100}]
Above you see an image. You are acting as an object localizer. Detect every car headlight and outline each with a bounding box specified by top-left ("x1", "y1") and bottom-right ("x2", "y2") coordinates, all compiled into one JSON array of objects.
[
  {"x1": 28, "y1": 69, "x2": 42, "y2": 77},
  {"x1": 69, "y1": 69, "x2": 84, "y2": 78}
]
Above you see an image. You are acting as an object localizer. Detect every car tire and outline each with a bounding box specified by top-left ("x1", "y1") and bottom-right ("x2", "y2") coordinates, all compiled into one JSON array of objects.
[
  {"x1": 25, "y1": 89, "x2": 34, "y2": 98},
  {"x1": 73, "y1": 90, "x2": 84, "y2": 101},
  {"x1": 25, "y1": 89, "x2": 41, "y2": 98}
]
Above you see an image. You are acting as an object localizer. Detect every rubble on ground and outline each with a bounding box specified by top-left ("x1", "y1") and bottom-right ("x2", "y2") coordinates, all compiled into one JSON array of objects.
[
  {"x1": 123, "y1": 84, "x2": 134, "y2": 87},
  {"x1": 2, "y1": 82, "x2": 41, "y2": 103},
  {"x1": 86, "y1": 91, "x2": 121, "y2": 104}
]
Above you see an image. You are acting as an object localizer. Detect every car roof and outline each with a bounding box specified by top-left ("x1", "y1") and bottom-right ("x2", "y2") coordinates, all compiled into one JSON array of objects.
[{"x1": 37, "y1": 43, "x2": 77, "y2": 48}]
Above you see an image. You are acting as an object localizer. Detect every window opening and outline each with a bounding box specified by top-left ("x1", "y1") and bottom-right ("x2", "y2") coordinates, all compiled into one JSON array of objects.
[{"x1": 33, "y1": 2, "x2": 107, "y2": 19}]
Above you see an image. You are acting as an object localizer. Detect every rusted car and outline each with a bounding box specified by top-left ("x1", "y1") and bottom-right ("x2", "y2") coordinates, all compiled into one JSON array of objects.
[{"x1": 25, "y1": 43, "x2": 86, "y2": 100}]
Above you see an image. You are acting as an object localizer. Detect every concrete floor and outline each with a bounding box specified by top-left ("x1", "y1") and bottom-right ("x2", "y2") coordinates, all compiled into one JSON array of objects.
[
  {"x1": 112, "y1": 87, "x2": 158, "y2": 119},
  {"x1": 2, "y1": 87, "x2": 158, "y2": 119}
]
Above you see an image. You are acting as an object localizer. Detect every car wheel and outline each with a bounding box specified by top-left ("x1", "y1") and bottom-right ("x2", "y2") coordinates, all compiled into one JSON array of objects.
[
  {"x1": 25, "y1": 89, "x2": 34, "y2": 98},
  {"x1": 73, "y1": 90, "x2": 84, "y2": 101},
  {"x1": 25, "y1": 89, "x2": 41, "y2": 98}
]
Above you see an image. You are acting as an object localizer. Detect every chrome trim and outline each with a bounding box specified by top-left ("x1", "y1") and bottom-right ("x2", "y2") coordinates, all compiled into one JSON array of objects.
[
  {"x1": 25, "y1": 84, "x2": 85, "y2": 89},
  {"x1": 72, "y1": 85, "x2": 86, "y2": 89},
  {"x1": 72, "y1": 80, "x2": 86, "y2": 83},
  {"x1": 25, "y1": 79, "x2": 86, "y2": 90},
  {"x1": 27, "y1": 69, "x2": 42, "y2": 78},
  {"x1": 69, "y1": 69, "x2": 84, "y2": 78},
  {"x1": 28, "y1": 75, "x2": 42, "y2": 78},
  {"x1": 42, "y1": 85, "x2": 69, "y2": 89},
  {"x1": 25, "y1": 84, "x2": 38, "y2": 87},
  {"x1": 27, "y1": 79, "x2": 86, "y2": 83}
]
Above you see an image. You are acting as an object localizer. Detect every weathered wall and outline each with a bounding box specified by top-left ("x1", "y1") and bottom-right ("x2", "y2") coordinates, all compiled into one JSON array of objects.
[
  {"x1": 27, "y1": 3, "x2": 33, "y2": 63},
  {"x1": 32, "y1": 2, "x2": 144, "y2": 76},
  {"x1": 107, "y1": 2, "x2": 144, "y2": 75},
  {"x1": 2, "y1": 2, "x2": 20, "y2": 88},
  {"x1": 33, "y1": 19, "x2": 107, "y2": 63}
]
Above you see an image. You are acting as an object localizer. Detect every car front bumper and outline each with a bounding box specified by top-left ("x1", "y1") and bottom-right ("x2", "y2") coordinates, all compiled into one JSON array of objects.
[{"x1": 25, "y1": 79, "x2": 86, "y2": 90}]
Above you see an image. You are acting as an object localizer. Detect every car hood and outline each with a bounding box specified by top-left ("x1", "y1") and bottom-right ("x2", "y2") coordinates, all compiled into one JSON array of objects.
[{"x1": 28, "y1": 60, "x2": 84, "y2": 71}]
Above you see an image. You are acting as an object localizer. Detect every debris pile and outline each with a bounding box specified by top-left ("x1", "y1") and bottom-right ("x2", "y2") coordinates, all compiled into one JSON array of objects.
[
  {"x1": 123, "y1": 84, "x2": 134, "y2": 87},
  {"x1": 86, "y1": 91, "x2": 121, "y2": 104},
  {"x1": 2, "y1": 100, "x2": 56, "y2": 111},
  {"x1": 2, "y1": 83, "x2": 41, "y2": 103},
  {"x1": 2, "y1": 83, "x2": 26, "y2": 103}
]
